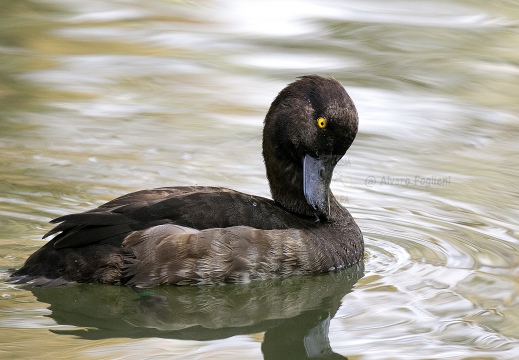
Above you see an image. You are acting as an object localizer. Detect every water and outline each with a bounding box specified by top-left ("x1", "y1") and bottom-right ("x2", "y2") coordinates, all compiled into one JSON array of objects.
[{"x1": 1, "y1": 0, "x2": 518, "y2": 358}]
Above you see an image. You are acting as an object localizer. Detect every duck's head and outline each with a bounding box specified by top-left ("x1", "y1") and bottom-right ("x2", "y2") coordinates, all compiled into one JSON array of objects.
[{"x1": 262, "y1": 75, "x2": 358, "y2": 222}]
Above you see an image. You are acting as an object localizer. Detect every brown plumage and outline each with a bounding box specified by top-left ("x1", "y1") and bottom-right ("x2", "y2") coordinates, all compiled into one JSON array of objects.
[{"x1": 10, "y1": 75, "x2": 363, "y2": 288}]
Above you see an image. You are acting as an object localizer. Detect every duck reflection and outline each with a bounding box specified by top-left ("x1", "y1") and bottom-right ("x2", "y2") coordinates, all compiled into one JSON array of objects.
[{"x1": 29, "y1": 264, "x2": 363, "y2": 359}]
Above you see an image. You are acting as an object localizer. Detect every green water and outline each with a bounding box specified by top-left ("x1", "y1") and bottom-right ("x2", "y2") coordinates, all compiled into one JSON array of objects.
[{"x1": 1, "y1": 0, "x2": 518, "y2": 359}]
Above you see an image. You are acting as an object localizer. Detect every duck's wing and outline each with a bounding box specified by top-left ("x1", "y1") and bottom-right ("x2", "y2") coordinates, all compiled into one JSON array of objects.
[
  {"x1": 121, "y1": 223, "x2": 324, "y2": 287},
  {"x1": 121, "y1": 218, "x2": 361, "y2": 288},
  {"x1": 46, "y1": 186, "x2": 312, "y2": 249}
]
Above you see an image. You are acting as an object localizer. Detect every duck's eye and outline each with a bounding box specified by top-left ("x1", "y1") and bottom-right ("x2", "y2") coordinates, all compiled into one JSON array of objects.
[{"x1": 317, "y1": 117, "x2": 327, "y2": 129}]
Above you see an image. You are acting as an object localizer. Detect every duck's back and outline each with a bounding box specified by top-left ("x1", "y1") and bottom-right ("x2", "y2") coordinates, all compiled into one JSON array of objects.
[{"x1": 47, "y1": 186, "x2": 315, "y2": 248}]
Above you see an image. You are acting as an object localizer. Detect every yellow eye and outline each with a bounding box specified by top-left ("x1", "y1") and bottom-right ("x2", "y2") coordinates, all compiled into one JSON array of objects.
[{"x1": 317, "y1": 117, "x2": 327, "y2": 129}]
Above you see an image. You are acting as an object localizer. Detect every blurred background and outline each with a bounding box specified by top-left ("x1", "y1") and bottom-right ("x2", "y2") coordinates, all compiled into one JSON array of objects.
[{"x1": 1, "y1": 0, "x2": 518, "y2": 359}]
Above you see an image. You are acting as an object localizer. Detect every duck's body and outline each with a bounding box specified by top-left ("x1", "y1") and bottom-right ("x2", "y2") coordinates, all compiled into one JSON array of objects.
[{"x1": 11, "y1": 75, "x2": 363, "y2": 288}]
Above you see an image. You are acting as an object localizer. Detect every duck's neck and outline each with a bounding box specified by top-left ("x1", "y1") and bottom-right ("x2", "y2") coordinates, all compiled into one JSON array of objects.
[{"x1": 262, "y1": 147, "x2": 327, "y2": 219}]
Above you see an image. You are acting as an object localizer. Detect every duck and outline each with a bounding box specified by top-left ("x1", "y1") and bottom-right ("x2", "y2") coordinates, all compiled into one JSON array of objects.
[{"x1": 10, "y1": 75, "x2": 363, "y2": 288}]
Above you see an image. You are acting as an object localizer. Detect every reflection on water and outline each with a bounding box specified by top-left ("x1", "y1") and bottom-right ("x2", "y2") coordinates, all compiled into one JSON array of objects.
[
  {"x1": 28, "y1": 266, "x2": 362, "y2": 359},
  {"x1": 1, "y1": 0, "x2": 519, "y2": 359}
]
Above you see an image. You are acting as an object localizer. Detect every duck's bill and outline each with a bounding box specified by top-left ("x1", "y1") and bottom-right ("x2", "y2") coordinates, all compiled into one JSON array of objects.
[{"x1": 303, "y1": 154, "x2": 335, "y2": 222}]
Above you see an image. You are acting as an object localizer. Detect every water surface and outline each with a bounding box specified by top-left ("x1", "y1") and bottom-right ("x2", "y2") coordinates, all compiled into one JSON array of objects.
[{"x1": 1, "y1": 0, "x2": 518, "y2": 359}]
